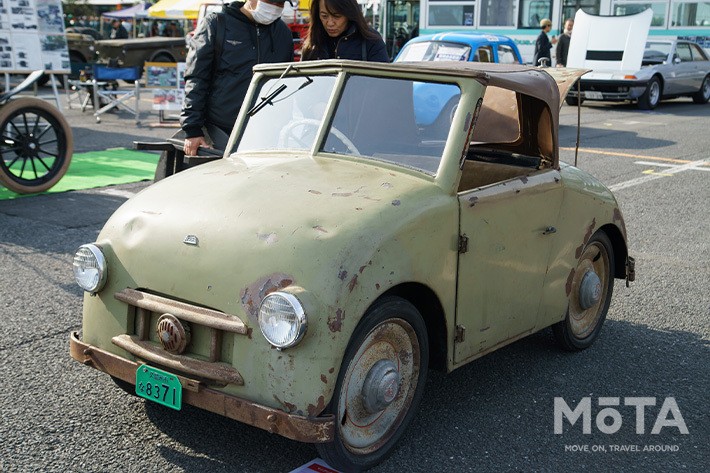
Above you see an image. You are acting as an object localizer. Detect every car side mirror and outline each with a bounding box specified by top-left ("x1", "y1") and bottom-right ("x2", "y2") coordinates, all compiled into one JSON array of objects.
[{"x1": 673, "y1": 55, "x2": 681, "y2": 64}]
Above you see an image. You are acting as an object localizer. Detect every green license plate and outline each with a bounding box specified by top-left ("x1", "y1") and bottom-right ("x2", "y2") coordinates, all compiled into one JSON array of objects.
[{"x1": 135, "y1": 365, "x2": 182, "y2": 410}]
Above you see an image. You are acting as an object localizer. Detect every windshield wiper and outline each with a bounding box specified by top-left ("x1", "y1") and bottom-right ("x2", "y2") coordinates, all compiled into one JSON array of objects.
[
  {"x1": 247, "y1": 83, "x2": 288, "y2": 116},
  {"x1": 246, "y1": 76, "x2": 314, "y2": 117}
]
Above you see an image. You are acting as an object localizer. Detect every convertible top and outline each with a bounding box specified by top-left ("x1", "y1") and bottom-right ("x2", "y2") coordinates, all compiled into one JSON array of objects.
[{"x1": 253, "y1": 61, "x2": 588, "y2": 167}]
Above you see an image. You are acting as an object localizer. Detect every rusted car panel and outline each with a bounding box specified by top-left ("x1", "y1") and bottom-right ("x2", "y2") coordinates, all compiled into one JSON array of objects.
[
  {"x1": 71, "y1": 61, "x2": 632, "y2": 471},
  {"x1": 69, "y1": 332, "x2": 335, "y2": 443}
]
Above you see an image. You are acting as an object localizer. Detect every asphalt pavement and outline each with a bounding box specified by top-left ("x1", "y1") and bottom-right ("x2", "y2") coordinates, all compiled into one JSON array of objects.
[{"x1": 0, "y1": 91, "x2": 707, "y2": 472}]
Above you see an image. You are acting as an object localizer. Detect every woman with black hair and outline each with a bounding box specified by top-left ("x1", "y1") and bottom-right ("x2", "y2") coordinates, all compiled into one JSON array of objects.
[{"x1": 301, "y1": 0, "x2": 389, "y2": 62}]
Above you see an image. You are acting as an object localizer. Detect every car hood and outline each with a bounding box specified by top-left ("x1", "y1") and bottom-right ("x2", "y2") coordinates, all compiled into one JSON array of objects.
[
  {"x1": 567, "y1": 9, "x2": 652, "y2": 74},
  {"x1": 97, "y1": 153, "x2": 444, "y2": 318}
]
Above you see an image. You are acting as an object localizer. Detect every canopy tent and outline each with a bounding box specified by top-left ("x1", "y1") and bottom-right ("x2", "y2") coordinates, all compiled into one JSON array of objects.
[
  {"x1": 148, "y1": 0, "x2": 302, "y2": 20},
  {"x1": 78, "y1": 0, "x2": 140, "y2": 5},
  {"x1": 103, "y1": 2, "x2": 152, "y2": 19},
  {"x1": 148, "y1": 0, "x2": 209, "y2": 20}
]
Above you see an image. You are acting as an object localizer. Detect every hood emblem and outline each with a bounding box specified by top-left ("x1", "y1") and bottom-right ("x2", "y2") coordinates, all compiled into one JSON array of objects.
[{"x1": 183, "y1": 235, "x2": 199, "y2": 246}]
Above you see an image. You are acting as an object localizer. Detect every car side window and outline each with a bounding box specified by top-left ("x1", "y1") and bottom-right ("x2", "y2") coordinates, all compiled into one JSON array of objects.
[
  {"x1": 475, "y1": 46, "x2": 493, "y2": 62},
  {"x1": 676, "y1": 43, "x2": 693, "y2": 62},
  {"x1": 689, "y1": 43, "x2": 709, "y2": 61},
  {"x1": 497, "y1": 45, "x2": 519, "y2": 64}
]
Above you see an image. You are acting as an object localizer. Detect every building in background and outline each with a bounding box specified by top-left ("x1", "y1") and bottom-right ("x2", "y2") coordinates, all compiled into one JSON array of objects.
[{"x1": 394, "y1": 0, "x2": 709, "y2": 63}]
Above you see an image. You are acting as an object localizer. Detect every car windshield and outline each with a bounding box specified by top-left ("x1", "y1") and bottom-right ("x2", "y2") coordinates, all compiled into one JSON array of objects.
[
  {"x1": 234, "y1": 74, "x2": 461, "y2": 176},
  {"x1": 643, "y1": 42, "x2": 672, "y2": 64},
  {"x1": 396, "y1": 41, "x2": 471, "y2": 62}
]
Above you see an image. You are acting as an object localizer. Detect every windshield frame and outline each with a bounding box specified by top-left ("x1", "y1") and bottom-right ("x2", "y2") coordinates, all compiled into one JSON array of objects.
[{"x1": 228, "y1": 68, "x2": 467, "y2": 178}]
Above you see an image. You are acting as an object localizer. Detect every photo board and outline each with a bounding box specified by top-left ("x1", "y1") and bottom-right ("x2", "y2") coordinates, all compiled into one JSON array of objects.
[
  {"x1": 146, "y1": 61, "x2": 185, "y2": 111},
  {"x1": 0, "y1": 0, "x2": 70, "y2": 73}
]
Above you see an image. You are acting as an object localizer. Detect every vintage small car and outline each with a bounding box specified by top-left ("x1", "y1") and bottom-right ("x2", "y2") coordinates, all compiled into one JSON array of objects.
[
  {"x1": 395, "y1": 32, "x2": 523, "y2": 64},
  {"x1": 70, "y1": 60, "x2": 635, "y2": 471}
]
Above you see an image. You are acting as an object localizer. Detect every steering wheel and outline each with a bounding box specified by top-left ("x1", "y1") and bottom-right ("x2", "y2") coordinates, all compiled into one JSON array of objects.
[{"x1": 278, "y1": 118, "x2": 360, "y2": 155}]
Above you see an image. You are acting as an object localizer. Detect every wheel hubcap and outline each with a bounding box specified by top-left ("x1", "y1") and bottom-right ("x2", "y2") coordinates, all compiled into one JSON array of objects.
[
  {"x1": 362, "y1": 360, "x2": 400, "y2": 414},
  {"x1": 578, "y1": 270, "x2": 602, "y2": 310},
  {"x1": 338, "y1": 319, "x2": 420, "y2": 454},
  {"x1": 650, "y1": 82, "x2": 660, "y2": 104},
  {"x1": 569, "y1": 242, "x2": 610, "y2": 339}
]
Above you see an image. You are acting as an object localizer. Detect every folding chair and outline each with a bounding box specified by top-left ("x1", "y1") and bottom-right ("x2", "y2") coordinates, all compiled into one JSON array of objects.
[{"x1": 90, "y1": 65, "x2": 142, "y2": 124}]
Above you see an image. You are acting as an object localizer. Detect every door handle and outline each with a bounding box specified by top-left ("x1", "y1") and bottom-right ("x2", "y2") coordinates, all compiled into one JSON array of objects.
[{"x1": 543, "y1": 226, "x2": 557, "y2": 235}]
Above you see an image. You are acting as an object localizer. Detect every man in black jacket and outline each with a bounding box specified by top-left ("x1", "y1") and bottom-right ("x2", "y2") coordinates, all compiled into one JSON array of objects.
[
  {"x1": 555, "y1": 18, "x2": 574, "y2": 67},
  {"x1": 181, "y1": 0, "x2": 293, "y2": 156}
]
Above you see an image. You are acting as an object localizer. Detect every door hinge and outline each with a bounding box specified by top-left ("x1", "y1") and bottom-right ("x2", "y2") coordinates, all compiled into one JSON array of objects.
[
  {"x1": 458, "y1": 234, "x2": 469, "y2": 254},
  {"x1": 455, "y1": 324, "x2": 466, "y2": 343}
]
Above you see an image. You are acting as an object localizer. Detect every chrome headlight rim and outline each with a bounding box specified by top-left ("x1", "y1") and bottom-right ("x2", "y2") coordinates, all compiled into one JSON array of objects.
[
  {"x1": 258, "y1": 292, "x2": 307, "y2": 349},
  {"x1": 73, "y1": 243, "x2": 107, "y2": 294}
]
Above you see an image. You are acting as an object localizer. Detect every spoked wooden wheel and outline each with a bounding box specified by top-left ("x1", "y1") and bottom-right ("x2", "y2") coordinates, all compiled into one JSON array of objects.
[
  {"x1": 554, "y1": 231, "x2": 615, "y2": 351},
  {"x1": 317, "y1": 297, "x2": 429, "y2": 472},
  {"x1": 0, "y1": 98, "x2": 73, "y2": 194}
]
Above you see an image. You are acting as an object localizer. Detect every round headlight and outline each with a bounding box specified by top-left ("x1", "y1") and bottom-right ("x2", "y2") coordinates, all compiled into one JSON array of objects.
[
  {"x1": 258, "y1": 292, "x2": 307, "y2": 349},
  {"x1": 73, "y1": 244, "x2": 107, "y2": 293}
]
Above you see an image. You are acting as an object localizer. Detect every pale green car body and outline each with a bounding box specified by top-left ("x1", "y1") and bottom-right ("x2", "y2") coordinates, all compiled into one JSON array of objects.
[{"x1": 72, "y1": 61, "x2": 632, "y2": 467}]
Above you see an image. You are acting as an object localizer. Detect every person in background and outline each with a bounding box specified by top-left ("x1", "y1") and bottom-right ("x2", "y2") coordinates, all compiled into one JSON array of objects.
[
  {"x1": 180, "y1": 0, "x2": 293, "y2": 156},
  {"x1": 150, "y1": 22, "x2": 160, "y2": 37},
  {"x1": 109, "y1": 19, "x2": 129, "y2": 39},
  {"x1": 532, "y1": 18, "x2": 556, "y2": 67},
  {"x1": 556, "y1": 18, "x2": 574, "y2": 67},
  {"x1": 301, "y1": 0, "x2": 389, "y2": 62},
  {"x1": 163, "y1": 21, "x2": 179, "y2": 37}
]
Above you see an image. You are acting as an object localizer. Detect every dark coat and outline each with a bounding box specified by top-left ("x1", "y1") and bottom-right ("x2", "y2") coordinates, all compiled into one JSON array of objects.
[
  {"x1": 556, "y1": 33, "x2": 571, "y2": 66},
  {"x1": 533, "y1": 30, "x2": 552, "y2": 66},
  {"x1": 302, "y1": 24, "x2": 389, "y2": 62},
  {"x1": 181, "y1": 2, "x2": 294, "y2": 138}
]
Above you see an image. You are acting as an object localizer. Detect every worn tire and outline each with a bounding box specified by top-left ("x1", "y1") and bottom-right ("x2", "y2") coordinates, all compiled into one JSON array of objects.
[
  {"x1": 638, "y1": 77, "x2": 661, "y2": 110},
  {"x1": 316, "y1": 297, "x2": 429, "y2": 472},
  {"x1": 0, "y1": 98, "x2": 73, "y2": 194},
  {"x1": 692, "y1": 75, "x2": 710, "y2": 104},
  {"x1": 553, "y1": 231, "x2": 615, "y2": 351}
]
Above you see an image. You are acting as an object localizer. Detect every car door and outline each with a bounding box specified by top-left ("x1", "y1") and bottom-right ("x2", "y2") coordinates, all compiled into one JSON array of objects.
[
  {"x1": 672, "y1": 42, "x2": 698, "y2": 93},
  {"x1": 454, "y1": 169, "x2": 564, "y2": 364},
  {"x1": 689, "y1": 43, "x2": 710, "y2": 89}
]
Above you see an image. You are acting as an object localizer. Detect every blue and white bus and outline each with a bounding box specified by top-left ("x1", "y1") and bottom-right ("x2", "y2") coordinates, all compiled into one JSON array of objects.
[{"x1": 373, "y1": 0, "x2": 710, "y2": 62}]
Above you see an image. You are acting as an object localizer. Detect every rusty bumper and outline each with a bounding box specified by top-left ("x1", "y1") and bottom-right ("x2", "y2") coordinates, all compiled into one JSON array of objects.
[{"x1": 70, "y1": 331, "x2": 335, "y2": 443}]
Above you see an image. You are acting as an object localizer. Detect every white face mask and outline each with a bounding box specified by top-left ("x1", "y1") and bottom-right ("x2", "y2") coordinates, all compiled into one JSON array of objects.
[{"x1": 251, "y1": 1, "x2": 283, "y2": 25}]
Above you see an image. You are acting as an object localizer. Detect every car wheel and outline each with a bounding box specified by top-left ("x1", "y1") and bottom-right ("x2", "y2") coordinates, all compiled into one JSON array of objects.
[
  {"x1": 152, "y1": 53, "x2": 174, "y2": 63},
  {"x1": 565, "y1": 95, "x2": 583, "y2": 106},
  {"x1": 691, "y1": 75, "x2": 710, "y2": 104},
  {"x1": 316, "y1": 296, "x2": 429, "y2": 471},
  {"x1": 553, "y1": 231, "x2": 615, "y2": 351},
  {"x1": 0, "y1": 98, "x2": 73, "y2": 194},
  {"x1": 638, "y1": 77, "x2": 661, "y2": 110},
  {"x1": 435, "y1": 97, "x2": 458, "y2": 129}
]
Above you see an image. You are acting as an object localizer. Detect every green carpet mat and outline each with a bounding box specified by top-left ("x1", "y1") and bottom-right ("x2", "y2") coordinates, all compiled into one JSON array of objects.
[{"x1": 0, "y1": 148, "x2": 159, "y2": 200}]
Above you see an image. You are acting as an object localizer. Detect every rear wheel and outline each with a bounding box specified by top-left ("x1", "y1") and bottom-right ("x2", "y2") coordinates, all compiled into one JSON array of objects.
[
  {"x1": 0, "y1": 98, "x2": 73, "y2": 194},
  {"x1": 638, "y1": 77, "x2": 661, "y2": 110},
  {"x1": 692, "y1": 75, "x2": 710, "y2": 104},
  {"x1": 316, "y1": 297, "x2": 429, "y2": 471},
  {"x1": 553, "y1": 231, "x2": 615, "y2": 351}
]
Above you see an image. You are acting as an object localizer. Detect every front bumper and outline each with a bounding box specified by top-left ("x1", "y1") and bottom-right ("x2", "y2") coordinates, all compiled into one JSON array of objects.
[
  {"x1": 568, "y1": 79, "x2": 648, "y2": 101},
  {"x1": 70, "y1": 331, "x2": 335, "y2": 443}
]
